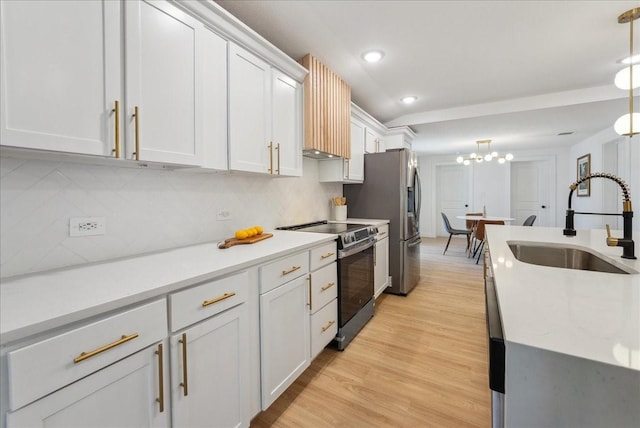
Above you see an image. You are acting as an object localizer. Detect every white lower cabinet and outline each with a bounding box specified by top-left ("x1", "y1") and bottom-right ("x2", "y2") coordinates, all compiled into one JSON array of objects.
[
  {"x1": 7, "y1": 341, "x2": 169, "y2": 428},
  {"x1": 168, "y1": 271, "x2": 250, "y2": 428},
  {"x1": 259, "y1": 252, "x2": 311, "y2": 410},
  {"x1": 308, "y1": 242, "x2": 338, "y2": 359},
  {"x1": 374, "y1": 224, "x2": 390, "y2": 298},
  {"x1": 5, "y1": 299, "x2": 169, "y2": 428}
]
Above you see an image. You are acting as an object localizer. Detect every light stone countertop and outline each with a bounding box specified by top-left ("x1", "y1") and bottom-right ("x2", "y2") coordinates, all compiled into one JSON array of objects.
[
  {"x1": 0, "y1": 230, "x2": 336, "y2": 346},
  {"x1": 486, "y1": 225, "x2": 640, "y2": 371}
]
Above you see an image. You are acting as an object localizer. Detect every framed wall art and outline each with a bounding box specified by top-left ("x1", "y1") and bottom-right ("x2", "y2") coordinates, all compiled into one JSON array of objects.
[{"x1": 576, "y1": 153, "x2": 591, "y2": 197}]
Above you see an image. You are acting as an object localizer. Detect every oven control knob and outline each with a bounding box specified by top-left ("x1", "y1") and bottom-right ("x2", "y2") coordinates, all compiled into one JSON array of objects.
[{"x1": 343, "y1": 233, "x2": 354, "y2": 244}]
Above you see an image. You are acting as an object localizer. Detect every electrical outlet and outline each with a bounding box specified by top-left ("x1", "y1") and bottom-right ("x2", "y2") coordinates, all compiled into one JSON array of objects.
[
  {"x1": 70, "y1": 217, "x2": 106, "y2": 237},
  {"x1": 216, "y1": 209, "x2": 232, "y2": 221}
]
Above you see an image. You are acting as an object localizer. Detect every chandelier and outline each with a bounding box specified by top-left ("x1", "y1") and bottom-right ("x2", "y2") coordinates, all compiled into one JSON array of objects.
[
  {"x1": 614, "y1": 8, "x2": 640, "y2": 137},
  {"x1": 456, "y1": 140, "x2": 513, "y2": 166}
]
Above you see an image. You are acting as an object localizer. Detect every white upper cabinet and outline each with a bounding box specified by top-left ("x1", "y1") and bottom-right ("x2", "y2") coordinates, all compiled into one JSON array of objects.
[
  {"x1": 272, "y1": 70, "x2": 303, "y2": 177},
  {"x1": 1, "y1": 0, "x2": 203, "y2": 166},
  {"x1": 228, "y1": 43, "x2": 271, "y2": 174},
  {"x1": 201, "y1": 27, "x2": 228, "y2": 171},
  {"x1": 229, "y1": 43, "x2": 303, "y2": 177},
  {"x1": 124, "y1": 0, "x2": 202, "y2": 166},
  {"x1": 0, "y1": 0, "x2": 122, "y2": 156},
  {"x1": 365, "y1": 128, "x2": 384, "y2": 154}
]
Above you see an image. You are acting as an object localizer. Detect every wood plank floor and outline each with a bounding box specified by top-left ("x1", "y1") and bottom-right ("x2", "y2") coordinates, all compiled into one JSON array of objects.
[{"x1": 251, "y1": 236, "x2": 490, "y2": 427}]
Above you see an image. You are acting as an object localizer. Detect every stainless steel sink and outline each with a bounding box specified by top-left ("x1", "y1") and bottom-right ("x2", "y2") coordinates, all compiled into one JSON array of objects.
[{"x1": 507, "y1": 241, "x2": 636, "y2": 274}]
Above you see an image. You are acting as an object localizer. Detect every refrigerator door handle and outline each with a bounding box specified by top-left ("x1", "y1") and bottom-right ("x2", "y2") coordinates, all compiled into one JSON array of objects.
[{"x1": 414, "y1": 168, "x2": 422, "y2": 229}]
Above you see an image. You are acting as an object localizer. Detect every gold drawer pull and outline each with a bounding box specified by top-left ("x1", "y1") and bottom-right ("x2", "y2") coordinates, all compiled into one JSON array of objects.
[
  {"x1": 202, "y1": 292, "x2": 236, "y2": 307},
  {"x1": 155, "y1": 343, "x2": 165, "y2": 413},
  {"x1": 321, "y1": 282, "x2": 335, "y2": 292},
  {"x1": 73, "y1": 333, "x2": 139, "y2": 363},
  {"x1": 321, "y1": 320, "x2": 335, "y2": 332},
  {"x1": 320, "y1": 252, "x2": 335, "y2": 259},
  {"x1": 132, "y1": 106, "x2": 140, "y2": 161},
  {"x1": 179, "y1": 333, "x2": 189, "y2": 396},
  {"x1": 112, "y1": 100, "x2": 120, "y2": 158},
  {"x1": 282, "y1": 265, "x2": 301, "y2": 276}
]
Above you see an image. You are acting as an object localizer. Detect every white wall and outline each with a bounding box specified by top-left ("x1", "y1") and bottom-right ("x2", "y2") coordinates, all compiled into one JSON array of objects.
[
  {"x1": 0, "y1": 155, "x2": 341, "y2": 278},
  {"x1": 419, "y1": 146, "x2": 570, "y2": 237}
]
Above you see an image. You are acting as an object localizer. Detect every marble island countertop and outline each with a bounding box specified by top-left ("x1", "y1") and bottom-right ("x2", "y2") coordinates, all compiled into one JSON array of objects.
[
  {"x1": 486, "y1": 225, "x2": 640, "y2": 371},
  {"x1": 0, "y1": 230, "x2": 336, "y2": 346}
]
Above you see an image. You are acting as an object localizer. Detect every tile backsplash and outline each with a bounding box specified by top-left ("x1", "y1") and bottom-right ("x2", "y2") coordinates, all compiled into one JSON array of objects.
[{"x1": 1, "y1": 155, "x2": 341, "y2": 278}]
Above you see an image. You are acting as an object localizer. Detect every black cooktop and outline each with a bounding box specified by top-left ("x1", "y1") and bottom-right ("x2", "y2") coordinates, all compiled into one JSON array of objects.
[{"x1": 277, "y1": 221, "x2": 366, "y2": 235}]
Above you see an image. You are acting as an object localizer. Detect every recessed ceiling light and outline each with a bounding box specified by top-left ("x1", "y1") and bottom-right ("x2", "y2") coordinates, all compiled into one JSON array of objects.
[
  {"x1": 401, "y1": 96, "x2": 417, "y2": 104},
  {"x1": 362, "y1": 50, "x2": 384, "y2": 63}
]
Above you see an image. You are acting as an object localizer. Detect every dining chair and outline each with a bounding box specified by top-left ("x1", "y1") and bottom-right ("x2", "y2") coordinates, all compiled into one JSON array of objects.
[
  {"x1": 441, "y1": 212, "x2": 472, "y2": 255},
  {"x1": 523, "y1": 215, "x2": 536, "y2": 226},
  {"x1": 465, "y1": 212, "x2": 483, "y2": 256},
  {"x1": 471, "y1": 220, "x2": 505, "y2": 264}
]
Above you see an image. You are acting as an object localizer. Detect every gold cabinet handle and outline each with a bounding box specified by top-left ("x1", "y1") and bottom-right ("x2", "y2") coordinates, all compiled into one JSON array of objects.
[
  {"x1": 320, "y1": 252, "x2": 335, "y2": 260},
  {"x1": 307, "y1": 275, "x2": 312, "y2": 310},
  {"x1": 321, "y1": 320, "x2": 335, "y2": 332},
  {"x1": 345, "y1": 158, "x2": 350, "y2": 179},
  {"x1": 321, "y1": 282, "x2": 335, "y2": 292},
  {"x1": 132, "y1": 106, "x2": 140, "y2": 161},
  {"x1": 155, "y1": 343, "x2": 165, "y2": 413},
  {"x1": 73, "y1": 333, "x2": 139, "y2": 363},
  {"x1": 282, "y1": 265, "x2": 301, "y2": 276},
  {"x1": 179, "y1": 333, "x2": 188, "y2": 396},
  {"x1": 268, "y1": 141, "x2": 273, "y2": 173},
  {"x1": 202, "y1": 292, "x2": 236, "y2": 307},
  {"x1": 276, "y1": 143, "x2": 281, "y2": 175},
  {"x1": 112, "y1": 100, "x2": 120, "y2": 158}
]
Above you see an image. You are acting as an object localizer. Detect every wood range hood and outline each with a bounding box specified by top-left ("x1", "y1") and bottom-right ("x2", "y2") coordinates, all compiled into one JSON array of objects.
[{"x1": 299, "y1": 54, "x2": 351, "y2": 159}]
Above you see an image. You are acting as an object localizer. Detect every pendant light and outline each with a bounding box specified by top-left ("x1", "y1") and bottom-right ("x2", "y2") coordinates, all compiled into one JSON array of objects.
[
  {"x1": 614, "y1": 8, "x2": 640, "y2": 137},
  {"x1": 456, "y1": 140, "x2": 513, "y2": 166}
]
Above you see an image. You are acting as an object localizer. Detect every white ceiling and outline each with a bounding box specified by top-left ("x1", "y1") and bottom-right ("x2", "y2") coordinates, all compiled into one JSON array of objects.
[{"x1": 216, "y1": 0, "x2": 638, "y2": 155}]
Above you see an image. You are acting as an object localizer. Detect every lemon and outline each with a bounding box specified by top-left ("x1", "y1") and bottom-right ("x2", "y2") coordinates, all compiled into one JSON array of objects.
[
  {"x1": 246, "y1": 228, "x2": 256, "y2": 237},
  {"x1": 235, "y1": 230, "x2": 249, "y2": 240},
  {"x1": 254, "y1": 225, "x2": 264, "y2": 235}
]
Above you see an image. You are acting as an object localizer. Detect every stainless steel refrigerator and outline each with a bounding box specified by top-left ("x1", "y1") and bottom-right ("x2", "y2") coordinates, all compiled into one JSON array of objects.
[{"x1": 344, "y1": 148, "x2": 422, "y2": 295}]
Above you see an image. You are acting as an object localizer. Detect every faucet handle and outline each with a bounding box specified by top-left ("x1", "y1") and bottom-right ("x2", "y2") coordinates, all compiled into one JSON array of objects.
[{"x1": 605, "y1": 224, "x2": 618, "y2": 247}]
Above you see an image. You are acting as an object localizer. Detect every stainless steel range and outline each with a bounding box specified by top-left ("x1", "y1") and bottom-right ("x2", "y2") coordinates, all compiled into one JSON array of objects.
[{"x1": 277, "y1": 221, "x2": 377, "y2": 350}]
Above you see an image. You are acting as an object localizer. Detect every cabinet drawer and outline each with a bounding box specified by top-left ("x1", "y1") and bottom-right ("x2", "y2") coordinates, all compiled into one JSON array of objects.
[
  {"x1": 310, "y1": 241, "x2": 337, "y2": 271},
  {"x1": 309, "y1": 262, "x2": 337, "y2": 314},
  {"x1": 310, "y1": 299, "x2": 337, "y2": 359},
  {"x1": 169, "y1": 271, "x2": 248, "y2": 332},
  {"x1": 7, "y1": 299, "x2": 167, "y2": 411},
  {"x1": 376, "y1": 224, "x2": 389, "y2": 239},
  {"x1": 260, "y1": 251, "x2": 309, "y2": 294}
]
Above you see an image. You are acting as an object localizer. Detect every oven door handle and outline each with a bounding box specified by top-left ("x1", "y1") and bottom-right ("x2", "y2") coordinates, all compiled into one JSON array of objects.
[{"x1": 338, "y1": 237, "x2": 376, "y2": 259}]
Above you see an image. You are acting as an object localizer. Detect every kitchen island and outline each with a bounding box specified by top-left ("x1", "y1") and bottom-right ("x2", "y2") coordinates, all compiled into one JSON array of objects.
[{"x1": 485, "y1": 225, "x2": 639, "y2": 428}]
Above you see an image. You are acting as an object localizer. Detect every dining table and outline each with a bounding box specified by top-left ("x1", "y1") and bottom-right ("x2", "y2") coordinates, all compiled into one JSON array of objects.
[{"x1": 456, "y1": 215, "x2": 515, "y2": 258}]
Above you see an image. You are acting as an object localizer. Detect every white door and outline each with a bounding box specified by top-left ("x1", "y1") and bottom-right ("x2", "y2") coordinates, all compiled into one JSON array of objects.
[
  {"x1": 125, "y1": 0, "x2": 202, "y2": 165},
  {"x1": 7, "y1": 343, "x2": 169, "y2": 428},
  {"x1": 228, "y1": 43, "x2": 271, "y2": 174},
  {"x1": 171, "y1": 305, "x2": 249, "y2": 428},
  {"x1": 510, "y1": 160, "x2": 551, "y2": 226},
  {"x1": 0, "y1": 0, "x2": 121, "y2": 156},
  {"x1": 272, "y1": 70, "x2": 302, "y2": 177},
  {"x1": 436, "y1": 164, "x2": 471, "y2": 236},
  {"x1": 260, "y1": 275, "x2": 310, "y2": 409}
]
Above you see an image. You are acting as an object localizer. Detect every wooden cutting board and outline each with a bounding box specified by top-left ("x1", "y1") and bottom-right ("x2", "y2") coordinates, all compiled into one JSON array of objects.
[{"x1": 218, "y1": 233, "x2": 273, "y2": 249}]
